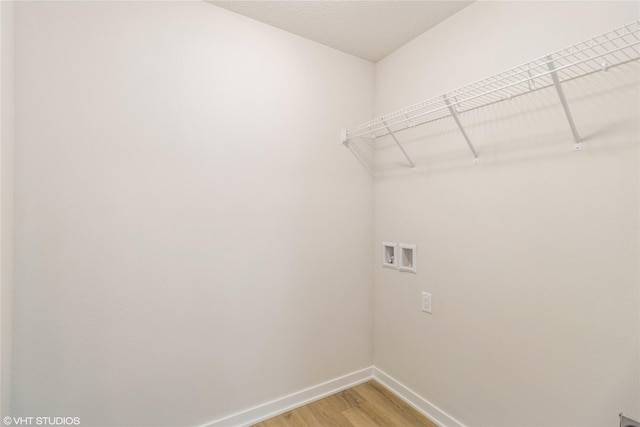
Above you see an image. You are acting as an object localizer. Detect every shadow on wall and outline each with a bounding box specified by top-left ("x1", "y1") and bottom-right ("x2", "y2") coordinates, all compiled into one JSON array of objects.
[
  {"x1": 344, "y1": 61, "x2": 639, "y2": 178},
  {"x1": 621, "y1": 413, "x2": 640, "y2": 427}
]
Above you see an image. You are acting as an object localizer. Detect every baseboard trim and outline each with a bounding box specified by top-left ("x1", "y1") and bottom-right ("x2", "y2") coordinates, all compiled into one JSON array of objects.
[
  {"x1": 198, "y1": 365, "x2": 467, "y2": 427},
  {"x1": 372, "y1": 367, "x2": 468, "y2": 427},
  {"x1": 199, "y1": 366, "x2": 373, "y2": 427}
]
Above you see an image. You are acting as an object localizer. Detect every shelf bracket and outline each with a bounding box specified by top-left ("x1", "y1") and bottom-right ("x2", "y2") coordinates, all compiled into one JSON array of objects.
[
  {"x1": 443, "y1": 95, "x2": 479, "y2": 164},
  {"x1": 340, "y1": 128, "x2": 348, "y2": 145},
  {"x1": 382, "y1": 120, "x2": 415, "y2": 168},
  {"x1": 546, "y1": 55, "x2": 582, "y2": 151}
]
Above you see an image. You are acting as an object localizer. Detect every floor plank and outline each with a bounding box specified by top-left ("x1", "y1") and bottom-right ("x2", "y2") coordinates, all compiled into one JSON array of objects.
[
  {"x1": 305, "y1": 398, "x2": 353, "y2": 427},
  {"x1": 250, "y1": 380, "x2": 437, "y2": 427},
  {"x1": 339, "y1": 388, "x2": 365, "y2": 407},
  {"x1": 342, "y1": 401, "x2": 396, "y2": 427},
  {"x1": 352, "y1": 381, "x2": 437, "y2": 427},
  {"x1": 295, "y1": 405, "x2": 326, "y2": 427},
  {"x1": 277, "y1": 409, "x2": 310, "y2": 427}
]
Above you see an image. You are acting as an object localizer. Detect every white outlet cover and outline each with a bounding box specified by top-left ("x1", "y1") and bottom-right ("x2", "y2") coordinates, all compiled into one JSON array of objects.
[{"x1": 421, "y1": 291, "x2": 432, "y2": 314}]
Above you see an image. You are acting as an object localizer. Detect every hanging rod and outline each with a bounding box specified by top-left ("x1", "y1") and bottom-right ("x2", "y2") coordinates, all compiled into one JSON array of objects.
[{"x1": 341, "y1": 21, "x2": 640, "y2": 165}]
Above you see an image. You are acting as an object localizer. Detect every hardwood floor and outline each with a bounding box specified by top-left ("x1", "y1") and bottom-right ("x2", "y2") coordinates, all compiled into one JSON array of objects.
[{"x1": 251, "y1": 380, "x2": 438, "y2": 427}]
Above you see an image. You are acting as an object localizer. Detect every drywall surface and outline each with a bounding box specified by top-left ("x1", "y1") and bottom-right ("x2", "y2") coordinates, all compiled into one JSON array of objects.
[
  {"x1": 0, "y1": 0, "x2": 14, "y2": 419},
  {"x1": 12, "y1": 2, "x2": 374, "y2": 426},
  {"x1": 373, "y1": 2, "x2": 639, "y2": 426}
]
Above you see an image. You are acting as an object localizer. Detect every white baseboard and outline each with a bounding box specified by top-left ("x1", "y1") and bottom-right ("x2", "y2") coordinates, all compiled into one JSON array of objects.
[
  {"x1": 199, "y1": 366, "x2": 373, "y2": 427},
  {"x1": 372, "y1": 367, "x2": 468, "y2": 427},
  {"x1": 197, "y1": 365, "x2": 467, "y2": 427}
]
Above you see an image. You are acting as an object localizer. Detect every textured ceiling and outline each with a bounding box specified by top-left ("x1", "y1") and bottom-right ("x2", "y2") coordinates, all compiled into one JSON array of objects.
[{"x1": 207, "y1": 1, "x2": 472, "y2": 62}]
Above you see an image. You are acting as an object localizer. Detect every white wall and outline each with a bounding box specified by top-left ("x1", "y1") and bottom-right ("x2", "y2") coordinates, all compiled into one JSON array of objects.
[
  {"x1": 373, "y1": 2, "x2": 639, "y2": 427},
  {"x1": 11, "y1": 2, "x2": 640, "y2": 426},
  {"x1": 0, "y1": 0, "x2": 15, "y2": 419},
  {"x1": 12, "y1": 2, "x2": 374, "y2": 426}
]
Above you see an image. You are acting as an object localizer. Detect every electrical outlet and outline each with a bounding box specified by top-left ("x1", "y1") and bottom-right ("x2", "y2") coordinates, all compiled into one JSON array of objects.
[{"x1": 421, "y1": 291, "x2": 432, "y2": 314}]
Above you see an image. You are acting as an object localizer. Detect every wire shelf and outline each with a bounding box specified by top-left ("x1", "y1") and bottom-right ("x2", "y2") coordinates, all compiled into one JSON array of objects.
[{"x1": 343, "y1": 21, "x2": 640, "y2": 153}]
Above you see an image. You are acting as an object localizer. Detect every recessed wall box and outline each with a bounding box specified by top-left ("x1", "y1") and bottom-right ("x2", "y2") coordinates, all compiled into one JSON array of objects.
[
  {"x1": 399, "y1": 244, "x2": 416, "y2": 273},
  {"x1": 382, "y1": 242, "x2": 397, "y2": 269}
]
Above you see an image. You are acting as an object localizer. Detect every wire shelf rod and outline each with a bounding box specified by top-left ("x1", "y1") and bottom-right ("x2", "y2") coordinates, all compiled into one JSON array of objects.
[
  {"x1": 547, "y1": 56, "x2": 582, "y2": 148},
  {"x1": 443, "y1": 95, "x2": 479, "y2": 162},
  {"x1": 347, "y1": 21, "x2": 639, "y2": 138},
  {"x1": 382, "y1": 120, "x2": 415, "y2": 168},
  {"x1": 367, "y1": 57, "x2": 636, "y2": 141},
  {"x1": 362, "y1": 53, "x2": 638, "y2": 141},
  {"x1": 346, "y1": 37, "x2": 639, "y2": 140}
]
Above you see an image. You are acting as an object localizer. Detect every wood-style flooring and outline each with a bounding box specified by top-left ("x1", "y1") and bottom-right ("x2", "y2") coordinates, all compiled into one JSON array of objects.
[{"x1": 251, "y1": 380, "x2": 438, "y2": 427}]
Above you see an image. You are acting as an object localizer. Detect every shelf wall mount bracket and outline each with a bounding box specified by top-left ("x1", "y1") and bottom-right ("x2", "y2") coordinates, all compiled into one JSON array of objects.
[
  {"x1": 443, "y1": 94, "x2": 480, "y2": 164},
  {"x1": 341, "y1": 128, "x2": 349, "y2": 146},
  {"x1": 546, "y1": 55, "x2": 583, "y2": 151}
]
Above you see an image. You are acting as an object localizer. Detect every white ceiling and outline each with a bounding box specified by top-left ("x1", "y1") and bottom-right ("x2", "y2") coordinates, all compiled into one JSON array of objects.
[{"x1": 207, "y1": 1, "x2": 473, "y2": 62}]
